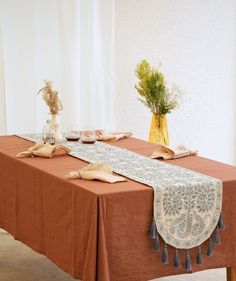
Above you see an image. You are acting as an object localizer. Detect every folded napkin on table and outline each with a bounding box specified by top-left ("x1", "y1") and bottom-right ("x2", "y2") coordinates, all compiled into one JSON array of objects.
[
  {"x1": 96, "y1": 130, "x2": 132, "y2": 142},
  {"x1": 16, "y1": 143, "x2": 70, "y2": 158},
  {"x1": 65, "y1": 163, "x2": 127, "y2": 183},
  {"x1": 151, "y1": 144, "x2": 197, "y2": 160}
]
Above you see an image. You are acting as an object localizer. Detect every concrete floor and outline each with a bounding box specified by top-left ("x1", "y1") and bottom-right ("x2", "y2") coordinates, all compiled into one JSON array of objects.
[{"x1": 0, "y1": 229, "x2": 226, "y2": 281}]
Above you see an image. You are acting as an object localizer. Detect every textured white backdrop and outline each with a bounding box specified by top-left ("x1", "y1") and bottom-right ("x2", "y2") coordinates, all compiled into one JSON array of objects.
[{"x1": 115, "y1": 0, "x2": 236, "y2": 165}]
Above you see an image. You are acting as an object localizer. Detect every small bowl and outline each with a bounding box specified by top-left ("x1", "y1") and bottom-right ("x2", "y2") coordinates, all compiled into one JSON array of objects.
[
  {"x1": 80, "y1": 130, "x2": 96, "y2": 144},
  {"x1": 66, "y1": 137, "x2": 80, "y2": 141},
  {"x1": 65, "y1": 131, "x2": 80, "y2": 141}
]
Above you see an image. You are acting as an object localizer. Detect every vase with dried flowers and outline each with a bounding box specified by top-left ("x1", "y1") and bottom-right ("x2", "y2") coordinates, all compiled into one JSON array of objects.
[
  {"x1": 134, "y1": 60, "x2": 181, "y2": 145},
  {"x1": 37, "y1": 80, "x2": 64, "y2": 143}
]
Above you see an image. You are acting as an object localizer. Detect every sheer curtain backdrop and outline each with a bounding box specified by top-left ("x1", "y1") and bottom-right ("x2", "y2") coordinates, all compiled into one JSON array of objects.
[
  {"x1": 0, "y1": 12, "x2": 6, "y2": 135},
  {"x1": 0, "y1": 0, "x2": 115, "y2": 135}
]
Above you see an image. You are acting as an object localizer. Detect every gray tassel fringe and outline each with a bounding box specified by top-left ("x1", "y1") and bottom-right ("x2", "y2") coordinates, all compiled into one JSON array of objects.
[
  {"x1": 153, "y1": 233, "x2": 160, "y2": 251},
  {"x1": 218, "y1": 212, "x2": 225, "y2": 230},
  {"x1": 196, "y1": 247, "x2": 202, "y2": 264},
  {"x1": 213, "y1": 226, "x2": 221, "y2": 245},
  {"x1": 149, "y1": 218, "x2": 157, "y2": 239},
  {"x1": 174, "y1": 249, "x2": 181, "y2": 268},
  {"x1": 148, "y1": 212, "x2": 226, "y2": 270},
  {"x1": 207, "y1": 238, "x2": 213, "y2": 256},
  {"x1": 185, "y1": 250, "x2": 192, "y2": 272},
  {"x1": 162, "y1": 244, "x2": 169, "y2": 264}
]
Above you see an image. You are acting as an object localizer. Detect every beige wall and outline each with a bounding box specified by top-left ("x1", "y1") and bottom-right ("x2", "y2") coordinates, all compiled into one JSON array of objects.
[{"x1": 115, "y1": 0, "x2": 236, "y2": 164}]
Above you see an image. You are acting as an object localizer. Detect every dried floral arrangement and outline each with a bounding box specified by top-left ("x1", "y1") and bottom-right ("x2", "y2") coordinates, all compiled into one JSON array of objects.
[
  {"x1": 135, "y1": 60, "x2": 181, "y2": 115},
  {"x1": 37, "y1": 80, "x2": 63, "y2": 115}
]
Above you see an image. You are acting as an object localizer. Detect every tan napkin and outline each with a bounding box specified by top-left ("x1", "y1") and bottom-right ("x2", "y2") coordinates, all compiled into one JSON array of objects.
[
  {"x1": 16, "y1": 143, "x2": 70, "y2": 158},
  {"x1": 151, "y1": 144, "x2": 197, "y2": 160},
  {"x1": 97, "y1": 130, "x2": 132, "y2": 142},
  {"x1": 65, "y1": 163, "x2": 127, "y2": 183}
]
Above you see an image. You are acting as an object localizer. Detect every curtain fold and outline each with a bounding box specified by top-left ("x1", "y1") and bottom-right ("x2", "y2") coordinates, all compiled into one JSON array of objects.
[
  {"x1": 0, "y1": 16, "x2": 6, "y2": 135},
  {"x1": 0, "y1": 0, "x2": 115, "y2": 135}
]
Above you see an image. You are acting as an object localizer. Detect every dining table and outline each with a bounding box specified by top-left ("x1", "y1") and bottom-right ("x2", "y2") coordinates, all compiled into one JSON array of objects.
[{"x1": 0, "y1": 135, "x2": 236, "y2": 281}]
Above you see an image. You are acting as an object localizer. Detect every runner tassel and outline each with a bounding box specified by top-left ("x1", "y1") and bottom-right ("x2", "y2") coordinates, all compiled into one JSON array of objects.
[
  {"x1": 213, "y1": 226, "x2": 221, "y2": 245},
  {"x1": 207, "y1": 238, "x2": 213, "y2": 256},
  {"x1": 196, "y1": 247, "x2": 202, "y2": 265},
  {"x1": 218, "y1": 212, "x2": 225, "y2": 230},
  {"x1": 185, "y1": 249, "x2": 192, "y2": 272},
  {"x1": 153, "y1": 232, "x2": 160, "y2": 251},
  {"x1": 162, "y1": 244, "x2": 169, "y2": 264},
  {"x1": 149, "y1": 218, "x2": 157, "y2": 239},
  {"x1": 174, "y1": 248, "x2": 181, "y2": 268}
]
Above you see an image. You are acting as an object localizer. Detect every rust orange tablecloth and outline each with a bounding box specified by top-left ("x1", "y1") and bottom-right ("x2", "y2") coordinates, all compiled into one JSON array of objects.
[{"x1": 0, "y1": 136, "x2": 236, "y2": 281}]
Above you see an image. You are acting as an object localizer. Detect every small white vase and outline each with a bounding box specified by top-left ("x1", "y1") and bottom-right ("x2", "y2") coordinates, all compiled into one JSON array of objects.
[{"x1": 50, "y1": 114, "x2": 64, "y2": 143}]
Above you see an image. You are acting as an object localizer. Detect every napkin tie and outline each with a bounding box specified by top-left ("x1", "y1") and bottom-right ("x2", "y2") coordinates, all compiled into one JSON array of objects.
[
  {"x1": 151, "y1": 144, "x2": 197, "y2": 160},
  {"x1": 97, "y1": 130, "x2": 132, "y2": 142},
  {"x1": 16, "y1": 143, "x2": 70, "y2": 158},
  {"x1": 66, "y1": 163, "x2": 127, "y2": 183}
]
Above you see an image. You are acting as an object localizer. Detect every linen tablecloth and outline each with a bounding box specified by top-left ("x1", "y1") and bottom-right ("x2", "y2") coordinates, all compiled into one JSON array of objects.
[{"x1": 0, "y1": 135, "x2": 236, "y2": 281}]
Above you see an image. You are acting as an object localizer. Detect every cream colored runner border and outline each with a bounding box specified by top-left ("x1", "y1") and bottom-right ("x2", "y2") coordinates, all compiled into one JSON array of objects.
[{"x1": 18, "y1": 134, "x2": 222, "y2": 249}]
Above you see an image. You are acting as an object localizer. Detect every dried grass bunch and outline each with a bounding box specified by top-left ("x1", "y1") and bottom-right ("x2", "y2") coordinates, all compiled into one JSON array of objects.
[{"x1": 37, "y1": 80, "x2": 63, "y2": 115}]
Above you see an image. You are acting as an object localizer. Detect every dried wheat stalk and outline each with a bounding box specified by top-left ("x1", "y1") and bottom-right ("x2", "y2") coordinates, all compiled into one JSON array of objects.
[{"x1": 37, "y1": 80, "x2": 63, "y2": 115}]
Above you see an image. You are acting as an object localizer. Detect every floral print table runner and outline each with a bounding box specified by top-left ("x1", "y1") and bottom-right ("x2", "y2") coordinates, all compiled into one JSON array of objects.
[{"x1": 18, "y1": 134, "x2": 222, "y2": 251}]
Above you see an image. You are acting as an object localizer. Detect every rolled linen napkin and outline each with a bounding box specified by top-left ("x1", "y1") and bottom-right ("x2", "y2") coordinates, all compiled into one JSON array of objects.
[
  {"x1": 65, "y1": 163, "x2": 127, "y2": 183},
  {"x1": 16, "y1": 143, "x2": 70, "y2": 158},
  {"x1": 151, "y1": 144, "x2": 197, "y2": 160},
  {"x1": 96, "y1": 130, "x2": 132, "y2": 142}
]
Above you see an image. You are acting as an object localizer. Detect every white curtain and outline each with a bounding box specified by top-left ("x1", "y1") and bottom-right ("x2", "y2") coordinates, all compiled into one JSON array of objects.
[
  {"x1": 0, "y1": 5, "x2": 6, "y2": 134},
  {"x1": 0, "y1": 0, "x2": 115, "y2": 135}
]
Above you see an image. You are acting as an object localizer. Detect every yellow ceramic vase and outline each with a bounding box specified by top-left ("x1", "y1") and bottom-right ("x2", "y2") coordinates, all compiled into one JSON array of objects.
[{"x1": 148, "y1": 114, "x2": 169, "y2": 145}]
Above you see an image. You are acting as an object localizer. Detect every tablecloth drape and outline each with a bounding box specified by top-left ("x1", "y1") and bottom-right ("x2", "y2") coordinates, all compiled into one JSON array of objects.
[{"x1": 0, "y1": 135, "x2": 236, "y2": 281}]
